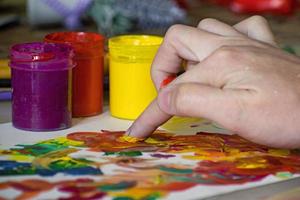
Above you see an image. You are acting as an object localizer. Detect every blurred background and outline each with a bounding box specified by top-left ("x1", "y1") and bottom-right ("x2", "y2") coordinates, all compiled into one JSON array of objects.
[
  {"x1": 0, "y1": 0, "x2": 300, "y2": 59},
  {"x1": 0, "y1": 0, "x2": 300, "y2": 122}
]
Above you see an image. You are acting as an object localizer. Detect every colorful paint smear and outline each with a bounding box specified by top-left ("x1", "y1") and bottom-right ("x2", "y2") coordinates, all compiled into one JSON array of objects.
[{"x1": 0, "y1": 130, "x2": 300, "y2": 199}]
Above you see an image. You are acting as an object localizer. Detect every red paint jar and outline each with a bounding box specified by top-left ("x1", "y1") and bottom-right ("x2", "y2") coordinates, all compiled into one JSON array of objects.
[{"x1": 44, "y1": 32, "x2": 105, "y2": 117}]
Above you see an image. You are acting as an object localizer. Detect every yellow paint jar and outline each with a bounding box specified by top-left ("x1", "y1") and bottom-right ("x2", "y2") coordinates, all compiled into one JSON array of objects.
[{"x1": 109, "y1": 35, "x2": 163, "y2": 120}]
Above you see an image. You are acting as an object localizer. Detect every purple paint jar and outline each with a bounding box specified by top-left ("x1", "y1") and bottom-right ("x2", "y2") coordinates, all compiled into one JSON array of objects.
[{"x1": 9, "y1": 42, "x2": 75, "y2": 131}]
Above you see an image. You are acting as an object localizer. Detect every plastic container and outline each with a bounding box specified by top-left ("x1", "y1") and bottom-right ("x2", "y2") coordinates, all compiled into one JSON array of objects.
[
  {"x1": 44, "y1": 32, "x2": 105, "y2": 117},
  {"x1": 27, "y1": 0, "x2": 92, "y2": 29},
  {"x1": 9, "y1": 42, "x2": 74, "y2": 131},
  {"x1": 109, "y1": 35, "x2": 163, "y2": 120}
]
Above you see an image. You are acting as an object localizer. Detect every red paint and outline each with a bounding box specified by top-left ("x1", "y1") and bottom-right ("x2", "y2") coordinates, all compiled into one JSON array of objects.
[
  {"x1": 44, "y1": 32, "x2": 105, "y2": 117},
  {"x1": 158, "y1": 182, "x2": 197, "y2": 191},
  {"x1": 160, "y1": 75, "x2": 176, "y2": 89},
  {"x1": 211, "y1": 0, "x2": 296, "y2": 14},
  {"x1": 231, "y1": 0, "x2": 295, "y2": 14}
]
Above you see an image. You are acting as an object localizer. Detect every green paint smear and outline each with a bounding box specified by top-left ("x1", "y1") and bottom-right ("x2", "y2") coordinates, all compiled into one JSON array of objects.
[
  {"x1": 112, "y1": 192, "x2": 160, "y2": 200},
  {"x1": 10, "y1": 138, "x2": 84, "y2": 157},
  {"x1": 75, "y1": 158, "x2": 94, "y2": 164},
  {"x1": 172, "y1": 175, "x2": 214, "y2": 184},
  {"x1": 104, "y1": 151, "x2": 143, "y2": 157},
  {"x1": 49, "y1": 159, "x2": 88, "y2": 170},
  {"x1": 276, "y1": 172, "x2": 293, "y2": 179},
  {"x1": 99, "y1": 181, "x2": 136, "y2": 191},
  {"x1": 143, "y1": 192, "x2": 161, "y2": 200},
  {"x1": 113, "y1": 197, "x2": 134, "y2": 200},
  {"x1": 159, "y1": 166, "x2": 193, "y2": 174},
  {"x1": 282, "y1": 45, "x2": 296, "y2": 55},
  {"x1": 14, "y1": 143, "x2": 68, "y2": 156}
]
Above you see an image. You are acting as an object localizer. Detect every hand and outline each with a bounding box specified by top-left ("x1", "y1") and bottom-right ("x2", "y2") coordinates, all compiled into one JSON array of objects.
[{"x1": 127, "y1": 16, "x2": 300, "y2": 148}]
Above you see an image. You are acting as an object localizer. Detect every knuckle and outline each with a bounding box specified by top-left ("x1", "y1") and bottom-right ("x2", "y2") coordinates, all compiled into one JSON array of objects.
[
  {"x1": 249, "y1": 15, "x2": 268, "y2": 25},
  {"x1": 212, "y1": 46, "x2": 240, "y2": 61},
  {"x1": 165, "y1": 24, "x2": 184, "y2": 41},
  {"x1": 197, "y1": 18, "x2": 217, "y2": 28}
]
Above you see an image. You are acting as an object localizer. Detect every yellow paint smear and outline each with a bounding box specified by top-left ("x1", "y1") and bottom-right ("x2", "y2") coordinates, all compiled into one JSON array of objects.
[{"x1": 119, "y1": 135, "x2": 145, "y2": 143}]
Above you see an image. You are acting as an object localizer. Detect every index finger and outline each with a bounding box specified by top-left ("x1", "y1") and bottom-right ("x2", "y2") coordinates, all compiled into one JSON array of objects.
[{"x1": 127, "y1": 99, "x2": 171, "y2": 138}]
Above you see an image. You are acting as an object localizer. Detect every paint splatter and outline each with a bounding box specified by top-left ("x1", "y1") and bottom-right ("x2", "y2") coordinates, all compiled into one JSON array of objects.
[
  {"x1": 0, "y1": 130, "x2": 300, "y2": 199},
  {"x1": 150, "y1": 153, "x2": 176, "y2": 158},
  {"x1": 118, "y1": 135, "x2": 145, "y2": 143}
]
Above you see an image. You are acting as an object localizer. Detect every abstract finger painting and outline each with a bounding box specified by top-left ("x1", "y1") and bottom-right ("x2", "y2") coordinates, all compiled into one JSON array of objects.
[{"x1": 1, "y1": 130, "x2": 300, "y2": 200}]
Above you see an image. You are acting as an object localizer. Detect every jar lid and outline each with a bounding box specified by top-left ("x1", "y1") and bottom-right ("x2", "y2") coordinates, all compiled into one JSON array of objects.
[
  {"x1": 109, "y1": 35, "x2": 163, "y2": 48},
  {"x1": 44, "y1": 32, "x2": 104, "y2": 58},
  {"x1": 109, "y1": 35, "x2": 163, "y2": 61},
  {"x1": 9, "y1": 42, "x2": 74, "y2": 71}
]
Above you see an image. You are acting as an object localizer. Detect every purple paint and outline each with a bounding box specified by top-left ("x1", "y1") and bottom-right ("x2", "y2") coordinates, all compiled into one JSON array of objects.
[
  {"x1": 9, "y1": 42, "x2": 74, "y2": 131},
  {"x1": 150, "y1": 153, "x2": 176, "y2": 159}
]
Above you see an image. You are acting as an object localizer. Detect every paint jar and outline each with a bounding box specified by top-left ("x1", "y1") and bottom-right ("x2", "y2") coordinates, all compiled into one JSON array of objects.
[
  {"x1": 109, "y1": 35, "x2": 163, "y2": 120},
  {"x1": 9, "y1": 42, "x2": 74, "y2": 131},
  {"x1": 44, "y1": 32, "x2": 105, "y2": 117}
]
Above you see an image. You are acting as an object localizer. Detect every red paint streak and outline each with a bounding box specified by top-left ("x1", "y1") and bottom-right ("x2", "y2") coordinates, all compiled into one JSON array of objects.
[
  {"x1": 160, "y1": 75, "x2": 176, "y2": 88},
  {"x1": 158, "y1": 182, "x2": 197, "y2": 191},
  {"x1": 59, "y1": 185, "x2": 106, "y2": 200},
  {"x1": 10, "y1": 179, "x2": 53, "y2": 191}
]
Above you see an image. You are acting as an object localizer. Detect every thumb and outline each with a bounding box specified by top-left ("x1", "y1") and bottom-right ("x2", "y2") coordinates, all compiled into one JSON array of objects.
[{"x1": 157, "y1": 82, "x2": 245, "y2": 129}]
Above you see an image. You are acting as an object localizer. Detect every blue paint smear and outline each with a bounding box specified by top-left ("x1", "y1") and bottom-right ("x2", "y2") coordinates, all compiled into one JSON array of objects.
[{"x1": 0, "y1": 160, "x2": 102, "y2": 176}]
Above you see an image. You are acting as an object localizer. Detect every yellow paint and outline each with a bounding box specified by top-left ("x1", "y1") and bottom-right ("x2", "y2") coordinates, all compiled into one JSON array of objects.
[
  {"x1": 32, "y1": 148, "x2": 78, "y2": 169},
  {"x1": 45, "y1": 137, "x2": 84, "y2": 147},
  {"x1": 144, "y1": 137, "x2": 165, "y2": 145},
  {"x1": 112, "y1": 188, "x2": 158, "y2": 199},
  {"x1": 9, "y1": 154, "x2": 34, "y2": 162},
  {"x1": 0, "y1": 59, "x2": 10, "y2": 79},
  {"x1": 119, "y1": 135, "x2": 145, "y2": 143},
  {"x1": 154, "y1": 175, "x2": 164, "y2": 185},
  {"x1": 183, "y1": 149, "x2": 268, "y2": 163},
  {"x1": 0, "y1": 150, "x2": 34, "y2": 162},
  {"x1": 109, "y1": 35, "x2": 163, "y2": 120},
  {"x1": 236, "y1": 157, "x2": 267, "y2": 169},
  {"x1": 161, "y1": 116, "x2": 205, "y2": 133},
  {"x1": 268, "y1": 149, "x2": 290, "y2": 156}
]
